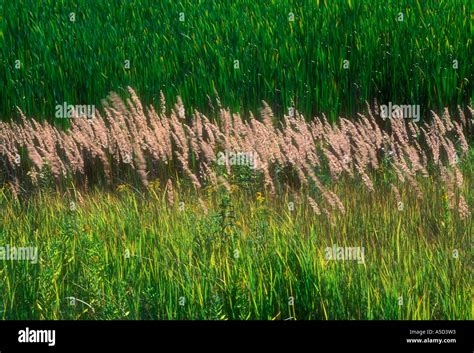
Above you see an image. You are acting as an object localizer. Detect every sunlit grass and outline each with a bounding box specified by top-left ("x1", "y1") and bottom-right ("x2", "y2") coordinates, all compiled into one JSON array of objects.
[
  {"x1": 1, "y1": 0, "x2": 471, "y2": 121},
  {"x1": 0, "y1": 164, "x2": 471, "y2": 320}
]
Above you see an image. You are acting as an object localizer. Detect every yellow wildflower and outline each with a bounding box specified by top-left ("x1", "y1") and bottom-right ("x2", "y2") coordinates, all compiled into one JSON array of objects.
[{"x1": 116, "y1": 184, "x2": 130, "y2": 193}]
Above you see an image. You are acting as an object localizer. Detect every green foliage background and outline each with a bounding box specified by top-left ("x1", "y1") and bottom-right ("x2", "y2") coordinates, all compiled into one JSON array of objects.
[{"x1": 1, "y1": 0, "x2": 472, "y2": 122}]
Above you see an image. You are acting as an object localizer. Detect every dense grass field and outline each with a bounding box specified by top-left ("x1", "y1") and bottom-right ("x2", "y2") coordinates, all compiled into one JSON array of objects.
[
  {"x1": 0, "y1": 163, "x2": 471, "y2": 319},
  {"x1": 1, "y1": 0, "x2": 472, "y2": 121},
  {"x1": 0, "y1": 0, "x2": 472, "y2": 322},
  {"x1": 0, "y1": 91, "x2": 472, "y2": 319}
]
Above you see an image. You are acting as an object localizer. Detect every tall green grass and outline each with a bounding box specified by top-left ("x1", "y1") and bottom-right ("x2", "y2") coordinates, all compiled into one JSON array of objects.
[
  {"x1": 1, "y1": 0, "x2": 472, "y2": 122},
  {"x1": 0, "y1": 165, "x2": 471, "y2": 320}
]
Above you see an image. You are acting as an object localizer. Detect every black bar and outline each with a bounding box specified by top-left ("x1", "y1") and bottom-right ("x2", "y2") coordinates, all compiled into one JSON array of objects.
[{"x1": 0, "y1": 320, "x2": 472, "y2": 352}]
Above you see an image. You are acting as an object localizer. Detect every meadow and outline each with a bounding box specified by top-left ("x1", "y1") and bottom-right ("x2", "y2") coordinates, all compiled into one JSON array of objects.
[
  {"x1": 0, "y1": 92, "x2": 472, "y2": 319},
  {"x1": 1, "y1": 0, "x2": 472, "y2": 121},
  {"x1": 0, "y1": 0, "x2": 472, "y2": 321},
  {"x1": 0, "y1": 173, "x2": 471, "y2": 320}
]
